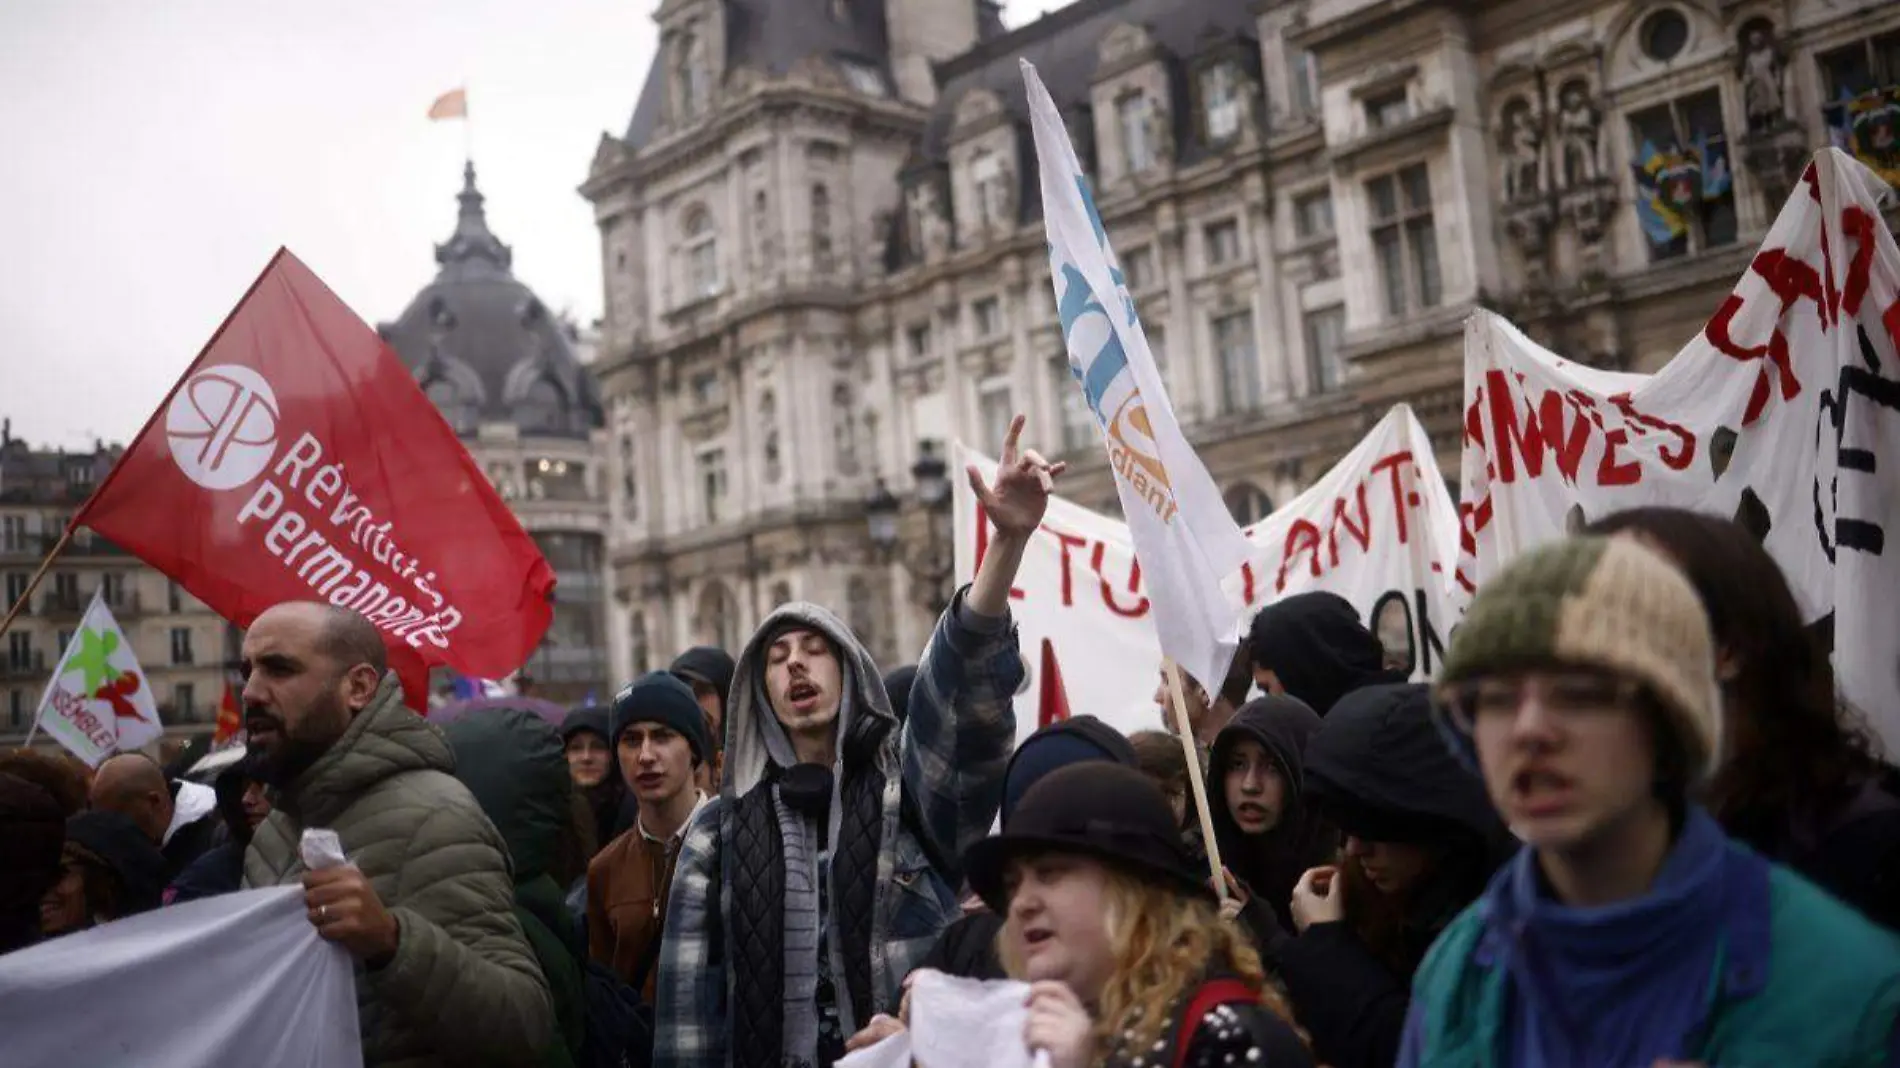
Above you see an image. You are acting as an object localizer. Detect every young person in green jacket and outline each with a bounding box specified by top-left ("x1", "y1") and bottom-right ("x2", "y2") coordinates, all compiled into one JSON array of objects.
[{"x1": 1401, "y1": 535, "x2": 1900, "y2": 1067}]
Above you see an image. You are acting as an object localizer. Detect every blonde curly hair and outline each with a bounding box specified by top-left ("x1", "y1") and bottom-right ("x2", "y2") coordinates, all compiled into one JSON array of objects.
[{"x1": 996, "y1": 862, "x2": 1303, "y2": 1058}]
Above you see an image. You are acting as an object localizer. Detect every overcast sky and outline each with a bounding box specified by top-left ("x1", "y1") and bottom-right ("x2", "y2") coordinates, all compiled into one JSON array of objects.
[{"x1": 1, "y1": 0, "x2": 1044, "y2": 450}]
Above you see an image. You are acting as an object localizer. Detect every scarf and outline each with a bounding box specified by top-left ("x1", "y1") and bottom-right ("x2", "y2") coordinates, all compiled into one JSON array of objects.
[
  {"x1": 1491, "y1": 807, "x2": 1736, "y2": 1067},
  {"x1": 756, "y1": 667, "x2": 858, "y2": 1067}
]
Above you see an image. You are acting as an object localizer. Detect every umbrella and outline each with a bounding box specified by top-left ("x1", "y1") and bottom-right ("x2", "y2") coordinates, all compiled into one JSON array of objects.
[{"x1": 428, "y1": 695, "x2": 570, "y2": 728}]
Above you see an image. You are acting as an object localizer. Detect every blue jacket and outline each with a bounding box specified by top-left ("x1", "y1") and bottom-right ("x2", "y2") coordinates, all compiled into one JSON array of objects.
[{"x1": 1401, "y1": 841, "x2": 1900, "y2": 1066}]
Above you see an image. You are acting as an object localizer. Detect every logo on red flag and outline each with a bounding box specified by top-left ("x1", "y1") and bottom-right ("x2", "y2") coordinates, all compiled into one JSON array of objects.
[{"x1": 74, "y1": 250, "x2": 555, "y2": 698}]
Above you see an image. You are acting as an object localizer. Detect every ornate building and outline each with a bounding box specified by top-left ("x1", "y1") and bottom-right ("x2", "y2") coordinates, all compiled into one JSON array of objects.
[
  {"x1": 583, "y1": 0, "x2": 1900, "y2": 679},
  {"x1": 0, "y1": 424, "x2": 237, "y2": 750},
  {"x1": 381, "y1": 166, "x2": 613, "y2": 702}
]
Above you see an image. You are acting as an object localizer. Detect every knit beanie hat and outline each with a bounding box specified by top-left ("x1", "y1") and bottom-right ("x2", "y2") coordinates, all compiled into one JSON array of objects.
[
  {"x1": 1440, "y1": 535, "x2": 1721, "y2": 783},
  {"x1": 670, "y1": 646, "x2": 736, "y2": 705},
  {"x1": 610, "y1": 671, "x2": 715, "y2": 766},
  {"x1": 1001, "y1": 714, "x2": 1139, "y2": 827}
]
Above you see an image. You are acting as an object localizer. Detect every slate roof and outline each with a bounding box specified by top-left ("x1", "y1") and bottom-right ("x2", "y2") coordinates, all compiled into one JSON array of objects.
[{"x1": 379, "y1": 164, "x2": 604, "y2": 439}]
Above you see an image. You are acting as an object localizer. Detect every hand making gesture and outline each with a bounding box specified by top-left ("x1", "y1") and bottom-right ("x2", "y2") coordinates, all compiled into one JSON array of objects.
[{"x1": 969, "y1": 415, "x2": 1066, "y2": 616}]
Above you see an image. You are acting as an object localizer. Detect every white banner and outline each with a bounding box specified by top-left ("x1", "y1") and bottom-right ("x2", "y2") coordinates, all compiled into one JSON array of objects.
[
  {"x1": 33, "y1": 590, "x2": 162, "y2": 765},
  {"x1": 1457, "y1": 148, "x2": 1900, "y2": 753},
  {"x1": 0, "y1": 887, "x2": 362, "y2": 1068},
  {"x1": 957, "y1": 405, "x2": 1460, "y2": 741},
  {"x1": 1024, "y1": 59, "x2": 1253, "y2": 693}
]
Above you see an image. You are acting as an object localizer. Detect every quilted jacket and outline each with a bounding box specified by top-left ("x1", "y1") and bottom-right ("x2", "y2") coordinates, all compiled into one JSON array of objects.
[{"x1": 244, "y1": 675, "x2": 554, "y2": 1068}]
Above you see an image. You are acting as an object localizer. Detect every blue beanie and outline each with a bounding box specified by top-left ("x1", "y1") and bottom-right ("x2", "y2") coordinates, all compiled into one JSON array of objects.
[
  {"x1": 610, "y1": 671, "x2": 713, "y2": 766},
  {"x1": 1001, "y1": 715, "x2": 1138, "y2": 828}
]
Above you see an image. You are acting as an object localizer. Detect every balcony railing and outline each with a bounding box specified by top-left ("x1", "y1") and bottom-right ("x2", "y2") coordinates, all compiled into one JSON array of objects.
[{"x1": 1, "y1": 652, "x2": 47, "y2": 680}]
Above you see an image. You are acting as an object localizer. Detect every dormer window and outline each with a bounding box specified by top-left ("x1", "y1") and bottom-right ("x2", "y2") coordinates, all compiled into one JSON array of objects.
[
  {"x1": 1117, "y1": 93, "x2": 1154, "y2": 173},
  {"x1": 971, "y1": 149, "x2": 1011, "y2": 232},
  {"x1": 1202, "y1": 64, "x2": 1241, "y2": 142}
]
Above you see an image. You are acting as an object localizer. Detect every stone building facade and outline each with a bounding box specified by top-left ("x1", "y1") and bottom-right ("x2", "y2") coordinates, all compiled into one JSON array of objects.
[
  {"x1": 583, "y1": 0, "x2": 1900, "y2": 680},
  {"x1": 0, "y1": 426, "x2": 237, "y2": 749},
  {"x1": 380, "y1": 166, "x2": 613, "y2": 703}
]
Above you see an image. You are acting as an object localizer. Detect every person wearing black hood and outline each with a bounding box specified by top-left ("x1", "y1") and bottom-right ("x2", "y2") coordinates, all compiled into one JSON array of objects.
[
  {"x1": 0, "y1": 773, "x2": 65, "y2": 954},
  {"x1": 1246, "y1": 591, "x2": 1406, "y2": 717},
  {"x1": 165, "y1": 758, "x2": 272, "y2": 905},
  {"x1": 1255, "y1": 682, "x2": 1508, "y2": 1068},
  {"x1": 562, "y1": 704, "x2": 639, "y2": 855},
  {"x1": 1208, "y1": 696, "x2": 1335, "y2": 940},
  {"x1": 671, "y1": 646, "x2": 736, "y2": 786},
  {"x1": 40, "y1": 810, "x2": 167, "y2": 937}
]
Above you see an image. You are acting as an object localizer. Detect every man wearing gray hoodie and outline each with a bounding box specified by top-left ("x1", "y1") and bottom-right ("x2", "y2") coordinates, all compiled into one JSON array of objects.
[{"x1": 653, "y1": 417, "x2": 1061, "y2": 1068}]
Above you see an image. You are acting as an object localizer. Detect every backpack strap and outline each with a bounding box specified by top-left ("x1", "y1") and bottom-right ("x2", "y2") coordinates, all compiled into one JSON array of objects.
[{"x1": 1169, "y1": 978, "x2": 1261, "y2": 1068}]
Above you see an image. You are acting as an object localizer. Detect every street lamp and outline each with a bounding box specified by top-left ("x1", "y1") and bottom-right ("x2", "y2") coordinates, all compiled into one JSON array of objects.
[
  {"x1": 862, "y1": 440, "x2": 956, "y2": 616},
  {"x1": 864, "y1": 478, "x2": 901, "y2": 554},
  {"x1": 911, "y1": 440, "x2": 950, "y2": 511}
]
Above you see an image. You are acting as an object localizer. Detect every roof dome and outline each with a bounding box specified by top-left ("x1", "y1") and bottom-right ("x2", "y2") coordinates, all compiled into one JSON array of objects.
[{"x1": 380, "y1": 162, "x2": 604, "y2": 439}]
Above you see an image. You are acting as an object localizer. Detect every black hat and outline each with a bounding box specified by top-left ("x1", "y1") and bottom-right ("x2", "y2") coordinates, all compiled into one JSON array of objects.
[
  {"x1": 611, "y1": 671, "x2": 714, "y2": 765},
  {"x1": 670, "y1": 647, "x2": 736, "y2": 704},
  {"x1": 63, "y1": 810, "x2": 167, "y2": 916},
  {"x1": 1246, "y1": 591, "x2": 1389, "y2": 716},
  {"x1": 964, "y1": 763, "x2": 1210, "y2": 914},
  {"x1": 1000, "y1": 714, "x2": 1139, "y2": 828},
  {"x1": 560, "y1": 704, "x2": 611, "y2": 745}
]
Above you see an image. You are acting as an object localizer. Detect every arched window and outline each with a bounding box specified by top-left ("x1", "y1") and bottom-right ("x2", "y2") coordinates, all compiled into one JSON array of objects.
[
  {"x1": 697, "y1": 581, "x2": 741, "y2": 652},
  {"x1": 684, "y1": 208, "x2": 719, "y2": 299},
  {"x1": 520, "y1": 378, "x2": 569, "y2": 435},
  {"x1": 810, "y1": 184, "x2": 834, "y2": 272},
  {"x1": 1223, "y1": 482, "x2": 1275, "y2": 525}
]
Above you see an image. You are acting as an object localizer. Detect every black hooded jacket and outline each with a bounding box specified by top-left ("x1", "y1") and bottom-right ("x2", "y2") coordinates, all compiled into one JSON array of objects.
[
  {"x1": 1208, "y1": 696, "x2": 1336, "y2": 938},
  {"x1": 64, "y1": 810, "x2": 167, "y2": 921},
  {"x1": 562, "y1": 705, "x2": 638, "y2": 853},
  {"x1": 1246, "y1": 592, "x2": 1406, "y2": 716},
  {"x1": 1267, "y1": 683, "x2": 1509, "y2": 1068}
]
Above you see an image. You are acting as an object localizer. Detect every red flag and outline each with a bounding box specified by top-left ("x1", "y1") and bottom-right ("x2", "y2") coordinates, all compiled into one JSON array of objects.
[
  {"x1": 213, "y1": 679, "x2": 242, "y2": 744},
  {"x1": 1037, "y1": 637, "x2": 1072, "y2": 729},
  {"x1": 74, "y1": 250, "x2": 554, "y2": 710}
]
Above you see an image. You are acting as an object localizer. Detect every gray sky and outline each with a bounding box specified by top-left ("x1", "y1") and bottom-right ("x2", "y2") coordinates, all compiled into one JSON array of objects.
[{"x1": 1, "y1": 0, "x2": 1043, "y2": 450}]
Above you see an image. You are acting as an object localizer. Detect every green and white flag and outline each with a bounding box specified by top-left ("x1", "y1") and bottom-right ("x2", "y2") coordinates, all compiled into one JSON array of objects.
[{"x1": 33, "y1": 591, "x2": 161, "y2": 765}]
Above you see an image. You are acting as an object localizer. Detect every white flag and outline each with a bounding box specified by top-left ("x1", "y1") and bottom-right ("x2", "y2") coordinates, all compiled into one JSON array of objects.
[
  {"x1": 34, "y1": 590, "x2": 163, "y2": 765},
  {"x1": 1022, "y1": 58, "x2": 1253, "y2": 692}
]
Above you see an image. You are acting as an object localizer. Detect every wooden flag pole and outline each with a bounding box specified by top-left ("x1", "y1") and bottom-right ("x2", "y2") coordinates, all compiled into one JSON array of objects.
[
  {"x1": 0, "y1": 529, "x2": 72, "y2": 643},
  {"x1": 1164, "y1": 658, "x2": 1229, "y2": 904}
]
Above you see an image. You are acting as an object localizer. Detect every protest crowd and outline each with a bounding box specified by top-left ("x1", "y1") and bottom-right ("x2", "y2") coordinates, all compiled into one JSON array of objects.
[{"x1": 5, "y1": 53, "x2": 1900, "y2": 1066}]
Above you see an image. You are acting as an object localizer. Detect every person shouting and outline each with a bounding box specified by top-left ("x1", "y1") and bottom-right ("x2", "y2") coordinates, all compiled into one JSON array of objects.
[
  {"x1": 652, "y1": 416, "x2": 1054, "y2": 1068},
  {"x1": 1402, "y1": 535, "x2": 1900, "y2": 1066}
]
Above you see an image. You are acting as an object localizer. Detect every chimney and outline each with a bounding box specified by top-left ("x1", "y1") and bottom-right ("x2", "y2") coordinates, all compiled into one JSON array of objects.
[{"x1": 885, "y1": 0, "x2": 980, "y2": 105}]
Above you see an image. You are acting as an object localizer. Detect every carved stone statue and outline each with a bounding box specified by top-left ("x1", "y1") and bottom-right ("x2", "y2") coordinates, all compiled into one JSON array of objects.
[
  {"x1": 981, "y1": 162, "x2": 1015, "y2": 234},
  {"x1": 750, "y1": 189, "x2": 777, "y2": 273},
  {"x1": 1501, "y1": 103, "x2": 1544, "y2": 203},
  {"x1": 1739, "y1": 26, "x2": 1787, "y2": 132},
  {"x1": 1142, "y1": 96, "x2": 1173, "y2": 168},
  {"x1": 862, "y1": 209, "x2": 891, "y2": 274},
  {"x1": 907, "y1": 183, "x2": 950, "y2": 260},
  {"x1": 675, "y1": 25, "x2": 709, "y2": 117},
  {"x1": 1233, "y1": 75, "x2": 1260, "y2": 141},
  {"x1": 1556, "y1": 83, "x2": 1602, "y2": 190}
]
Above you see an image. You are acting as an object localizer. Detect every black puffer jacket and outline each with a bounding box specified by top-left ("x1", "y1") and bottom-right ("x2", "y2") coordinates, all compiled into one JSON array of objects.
[
  {"x1": 64, "y1": 810, "x2": 167, "y2": 920},
  {"x1": 1209, "y1": 696, "x2": 1336, "y2": 938},
  {"x1": 1246, "y1": 592, "x2": 1406, "y2": 716},
  {"x1": 1267, "y1": 683, "x2": 1508, "y2": 1068}
]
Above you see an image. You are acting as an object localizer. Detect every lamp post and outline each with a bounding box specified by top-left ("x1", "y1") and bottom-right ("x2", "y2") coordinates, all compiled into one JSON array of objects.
[{"x1": 862, "y1": 439, "x2": 955, "y2": 618}]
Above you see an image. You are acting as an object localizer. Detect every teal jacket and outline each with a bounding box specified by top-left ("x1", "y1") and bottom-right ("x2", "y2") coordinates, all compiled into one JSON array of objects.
[{"x1": 1401, "y1": 857, "x2": 1900, "y2": 1066}]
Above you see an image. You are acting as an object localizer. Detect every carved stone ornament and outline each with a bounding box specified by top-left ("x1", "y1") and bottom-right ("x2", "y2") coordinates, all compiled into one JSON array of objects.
[
  {"x1": 1498, "y1": 100, "x2": 1546, "y2": 203},
  {"x1": 1560, "y1": 180, "x2": 1617, "y2": 283},
  {"x1": 1142, "y1": 96, "x2": 1173, "y2": 168},
  {"x1": 1554, "y1": 82, "x2": 1603, "y2": 191},
  {"x1": 1739, "y1": 124, "x2": 1809, "y2": 209},
  {"x1": 1738, "y1": 24, "x2": 1789, "y2": 134},
  {"x1": 1502, "y1": 201, "x2": 1556, "y2": 291},
  {"x1": 907, "y1": 183, "x2": 951, "y2": 263}
]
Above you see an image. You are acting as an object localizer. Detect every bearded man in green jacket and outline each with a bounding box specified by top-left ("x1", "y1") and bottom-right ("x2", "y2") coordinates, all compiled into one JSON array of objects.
[{"x1": 241, "y1": 601, "x2": 553, "y2": 1067}]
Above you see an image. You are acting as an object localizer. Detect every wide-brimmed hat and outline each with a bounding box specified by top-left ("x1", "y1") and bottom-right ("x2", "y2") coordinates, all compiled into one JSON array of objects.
[{"x1": 964, "y1": 762, "x2": 1210, "y2": 914}]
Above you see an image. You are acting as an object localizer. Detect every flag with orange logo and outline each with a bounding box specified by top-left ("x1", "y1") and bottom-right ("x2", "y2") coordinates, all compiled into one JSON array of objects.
[
  {"x1": 213, "y1": 678, "x2": 242, "y2": 745},
  {"x1": 1022, "y1": 60, "x2": 1252, "y2": 695}
]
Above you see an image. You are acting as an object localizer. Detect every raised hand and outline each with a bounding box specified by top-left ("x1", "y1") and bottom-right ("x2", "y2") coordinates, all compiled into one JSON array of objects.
[{"x1": 967, "y1": 414, "x2": 1067, "y2": 541}]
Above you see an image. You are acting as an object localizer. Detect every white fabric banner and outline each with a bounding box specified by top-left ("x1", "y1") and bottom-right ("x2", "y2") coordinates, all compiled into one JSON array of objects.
[
  {"x1": 956, "y1": 405, "x2": 1460, "y2": 741},
  {"x1": 1457, "y1": 148, "x2": 1900, "y2": 753},
  {"x1": 32, "y1": 589, "x2": 162, "y2": 765},
  {"x1": 0, "y1": 887, "x2": 362, "y2": 1068},
  {"x1": 1024, "y1": 59, "x2": 1254, "y2": 693}
]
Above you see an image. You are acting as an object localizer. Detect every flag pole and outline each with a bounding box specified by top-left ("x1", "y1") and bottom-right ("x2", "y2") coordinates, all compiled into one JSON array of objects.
[
  {"x1": 0, "y1": 529, "x2": 72, "y2": 642},
  {"x1": 1165, "y1": 658, "x2": 1230, "y2": 904}
]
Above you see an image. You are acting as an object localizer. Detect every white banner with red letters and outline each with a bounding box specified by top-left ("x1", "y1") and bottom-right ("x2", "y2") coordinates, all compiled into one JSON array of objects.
[
  {"x1": 956, "y1": 405, "x2": 1461, "y2": 742},
  {"x1": 1457, "y1": 148, "x2": 1900, "y2": 754}
]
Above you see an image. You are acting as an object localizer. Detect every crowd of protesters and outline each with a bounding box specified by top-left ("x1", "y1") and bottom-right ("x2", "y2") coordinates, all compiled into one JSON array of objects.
[{"x1": 1, "y1": 418, "x2": 1898, "y2": 1067}]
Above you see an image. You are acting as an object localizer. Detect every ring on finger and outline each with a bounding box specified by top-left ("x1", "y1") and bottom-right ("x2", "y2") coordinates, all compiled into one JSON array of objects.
[{"x1": 319, "y1": 904, "x2": 329, "y2": 923}]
